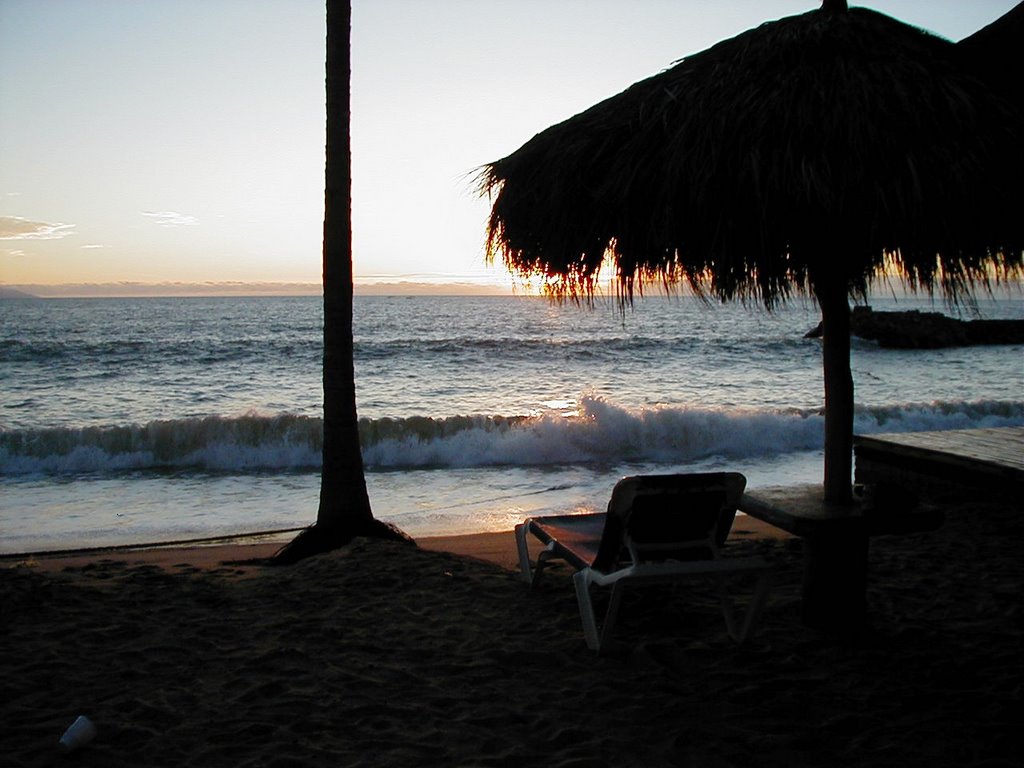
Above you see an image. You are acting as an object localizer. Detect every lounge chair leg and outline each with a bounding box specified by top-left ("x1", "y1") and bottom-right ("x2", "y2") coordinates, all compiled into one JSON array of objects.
[
  {"x1": 737, "y1": 571, "x2": 772, "y2": 643},
  {"x1": 514, "y1": 524, "x2": 533, "y2": 584},
  {"x1": 573, "y1": 571, "x2": 602, "y2": 651},
  {"x1": 516, "y1": 524, "x2": 557, "y2": 588},
  {"x1": 600, "y1": 582, "x2": 627, "y2": 651},
  {"x1": 719, "y1": 569, "x2": 772, "y2": 644},
  {"x1": 531, "y1": 544, "x2": 560, "y2": 588},
  {"x1": 718, "y1": 576, "x2": 739, "y2": 640}
]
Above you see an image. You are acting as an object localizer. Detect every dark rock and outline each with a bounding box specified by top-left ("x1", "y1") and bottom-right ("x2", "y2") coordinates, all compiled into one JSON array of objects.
[{"x1": 804, "y1": 306, "x2": 1024, "y2": 348}]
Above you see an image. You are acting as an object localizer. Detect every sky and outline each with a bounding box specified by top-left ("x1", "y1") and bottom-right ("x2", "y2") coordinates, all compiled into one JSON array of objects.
[{"x1": 0, "y1": 0, "x2": 1018, "y2": 295}]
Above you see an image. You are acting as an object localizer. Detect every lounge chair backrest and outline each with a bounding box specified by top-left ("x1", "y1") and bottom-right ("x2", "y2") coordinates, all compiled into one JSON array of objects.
[{"x1": 592, "y1": 473, "x2": 747, "y2": 571}]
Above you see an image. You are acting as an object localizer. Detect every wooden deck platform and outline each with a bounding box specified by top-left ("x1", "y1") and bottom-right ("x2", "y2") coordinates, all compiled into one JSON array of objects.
[
  {"x1": 738, "y1": 484, "x2": 943, "y2": 538},
  {"x1": 854, "y1": 426, "x2": 1024, "y2": 498},
  {"x1": 737, "y1": 427, "x2": 1024, "y2": 632}
]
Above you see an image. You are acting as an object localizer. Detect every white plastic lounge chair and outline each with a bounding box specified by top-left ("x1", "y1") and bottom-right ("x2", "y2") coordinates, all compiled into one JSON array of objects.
[{"x1": 515, "y1": 472, "x2": 772, "y2": 652}]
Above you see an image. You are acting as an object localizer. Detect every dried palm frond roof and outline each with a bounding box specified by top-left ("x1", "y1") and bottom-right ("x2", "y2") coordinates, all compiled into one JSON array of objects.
[
  {"x1": 957, "y1": 1, "x2": 1024, "y2": 103},
  {"x1": 481, "y1": 5, "x2": 1024, "y2": 307}
]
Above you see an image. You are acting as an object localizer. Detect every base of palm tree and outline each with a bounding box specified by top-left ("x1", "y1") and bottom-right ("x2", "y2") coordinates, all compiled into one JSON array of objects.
[{"x1": 270, "y1": 519, "x2": 414, "y2": 565}]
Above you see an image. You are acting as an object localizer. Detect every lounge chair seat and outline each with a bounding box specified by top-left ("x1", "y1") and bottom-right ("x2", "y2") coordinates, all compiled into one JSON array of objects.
[{"x1": 515, "y1": 472, "x2": 772, "y2": 652}]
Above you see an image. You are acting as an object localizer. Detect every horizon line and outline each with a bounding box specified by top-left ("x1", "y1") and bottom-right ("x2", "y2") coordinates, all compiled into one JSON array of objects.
[
  {"x1": 1, "y1": 280, "x2": 522, "y2": 299},
  {"x1": 4, "y1": 279, "x2": 1019, "y2": 301}
]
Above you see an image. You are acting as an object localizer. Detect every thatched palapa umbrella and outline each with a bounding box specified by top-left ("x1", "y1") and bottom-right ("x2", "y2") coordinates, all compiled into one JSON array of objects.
[
  {"x1": 481, "y1": 0, "x2": 1023, "y2": 509},
  {"x1": 957, "y1": 1, "x2": 1023, "y2": 103}
]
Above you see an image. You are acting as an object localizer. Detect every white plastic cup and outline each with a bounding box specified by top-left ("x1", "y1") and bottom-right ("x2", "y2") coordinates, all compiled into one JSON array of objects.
[{"x1": 59, "y1": 715, "x2": 97, "y2": 752}]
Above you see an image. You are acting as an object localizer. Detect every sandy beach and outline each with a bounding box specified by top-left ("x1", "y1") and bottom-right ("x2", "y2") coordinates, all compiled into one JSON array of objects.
[{"x1": 2, "y1": 495, "x2": 1021, "y2": 767}]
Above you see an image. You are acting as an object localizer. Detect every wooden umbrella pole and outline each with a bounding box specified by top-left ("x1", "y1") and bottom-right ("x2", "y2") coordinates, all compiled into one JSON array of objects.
[{"x1": 815, "y1": 277, "x2": 855, "y2": 506}]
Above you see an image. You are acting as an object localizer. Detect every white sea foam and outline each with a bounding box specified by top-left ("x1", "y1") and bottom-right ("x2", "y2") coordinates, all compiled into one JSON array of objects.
[{"x1": 3, "y1": 397, "x2": 1021, "y2": 476}]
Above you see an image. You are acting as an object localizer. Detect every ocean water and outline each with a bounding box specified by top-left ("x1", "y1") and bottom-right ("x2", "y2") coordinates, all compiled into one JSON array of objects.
[{"x1": 2, "y1": 293, "x2": 1022, "y2": 554}]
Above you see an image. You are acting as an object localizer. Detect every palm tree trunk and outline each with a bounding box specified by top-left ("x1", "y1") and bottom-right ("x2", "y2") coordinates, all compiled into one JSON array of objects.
[
  {"x1": 272, "y1": 0, "x2": 410, "y2": 564},
  {"x1": 318, "y1": 0, "x2": 373, "y2": 534}
]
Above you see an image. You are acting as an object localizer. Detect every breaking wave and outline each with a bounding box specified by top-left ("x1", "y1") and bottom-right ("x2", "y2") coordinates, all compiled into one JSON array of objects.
[{"x1": 2, "y1": 397, "x2": 1022, "y2": 476}]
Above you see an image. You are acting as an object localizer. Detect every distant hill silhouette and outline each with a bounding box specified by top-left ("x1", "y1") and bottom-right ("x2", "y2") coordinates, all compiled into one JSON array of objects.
[{"x1": 0, "y1": 286, "x2": 38, "y2": 299}]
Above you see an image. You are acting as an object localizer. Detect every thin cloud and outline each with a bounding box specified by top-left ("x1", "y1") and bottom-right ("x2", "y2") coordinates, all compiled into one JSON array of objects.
[
  {"x1": 80, "y1": 244, "x2": 105, "y2": 249},
  {"x1": 141, "y1": 210, "x2": 199, "y2": 227},
  {"x1": 0, "y1": 216, "x2": 76, "y2": 240}
]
